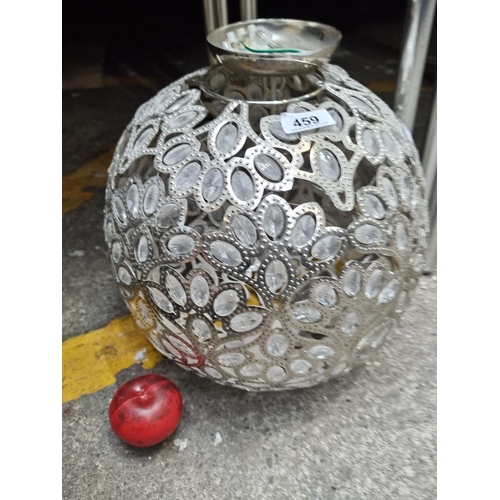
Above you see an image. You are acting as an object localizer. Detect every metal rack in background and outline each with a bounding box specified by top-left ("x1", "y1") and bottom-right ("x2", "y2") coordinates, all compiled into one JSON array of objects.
[
  {"x1": 202, "y1": 0, "x2": 437, "y2": 274},
  {"x1": 394, "y1": 0, "x2": 436, "y2": 274}
]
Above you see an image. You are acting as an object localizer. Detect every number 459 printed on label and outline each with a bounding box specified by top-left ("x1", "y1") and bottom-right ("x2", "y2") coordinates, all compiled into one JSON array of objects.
[{"x1": 280, "y1": 109, "x2": 335, "y2": 134}]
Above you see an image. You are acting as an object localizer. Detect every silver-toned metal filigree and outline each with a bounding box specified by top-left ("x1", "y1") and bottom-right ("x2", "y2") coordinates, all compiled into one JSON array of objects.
[{"x1": 104, "y1": 20, "x2": 429, "y2": 391}]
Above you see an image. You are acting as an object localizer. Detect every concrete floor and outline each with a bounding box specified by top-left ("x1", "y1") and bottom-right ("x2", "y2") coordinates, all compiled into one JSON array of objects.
[
  {"x1": 62, "y1": 31, "x2": 437, "y2": 500},
  {"x1": 63, "y1": 277, "x2": 436, "y2": 500}
]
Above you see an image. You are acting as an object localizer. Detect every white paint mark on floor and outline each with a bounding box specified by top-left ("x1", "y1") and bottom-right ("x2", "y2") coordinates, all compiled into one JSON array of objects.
[{"x1": 68, "y1": 250, "x2": 85, "y2": 257}]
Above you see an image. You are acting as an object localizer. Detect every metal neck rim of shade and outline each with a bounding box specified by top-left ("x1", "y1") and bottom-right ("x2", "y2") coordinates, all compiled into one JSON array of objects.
[{"x1": 199, "y1": 64, "x2": 327, "y2": 106}]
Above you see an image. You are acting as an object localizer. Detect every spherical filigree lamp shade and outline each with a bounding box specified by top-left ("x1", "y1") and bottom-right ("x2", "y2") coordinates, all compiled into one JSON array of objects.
[{"x1": 103, "y1": 20, "x2": 429, "y2": 391}]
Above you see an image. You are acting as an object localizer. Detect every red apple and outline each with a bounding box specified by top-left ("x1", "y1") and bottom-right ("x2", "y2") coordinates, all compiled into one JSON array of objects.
[{"x1": 109, "y1": 374, "x2": 183, "y2": 447}]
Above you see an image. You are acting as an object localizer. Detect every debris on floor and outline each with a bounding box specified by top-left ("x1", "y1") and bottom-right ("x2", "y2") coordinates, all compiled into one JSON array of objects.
[
  {"x1": 213, "y1": 432, "x2": 222, "y2": 447},
  {"x1": 134, "y1": 348, "x2": 148, "y2": 363},
  {"x1": 173, "y1": 439, "x2": 188, "y2": 452}
]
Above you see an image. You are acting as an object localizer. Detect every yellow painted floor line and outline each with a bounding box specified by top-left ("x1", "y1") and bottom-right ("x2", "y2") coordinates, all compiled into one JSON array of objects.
[
  {"x1": 62, "y1": 147, "x2": 114, "y2": 216},
  {"x1": 365, "y1": 81, "x2": 433, "y2": 93},
  {"x1": 62, "y1": 315, "x2": 163, "y2": 404}
]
